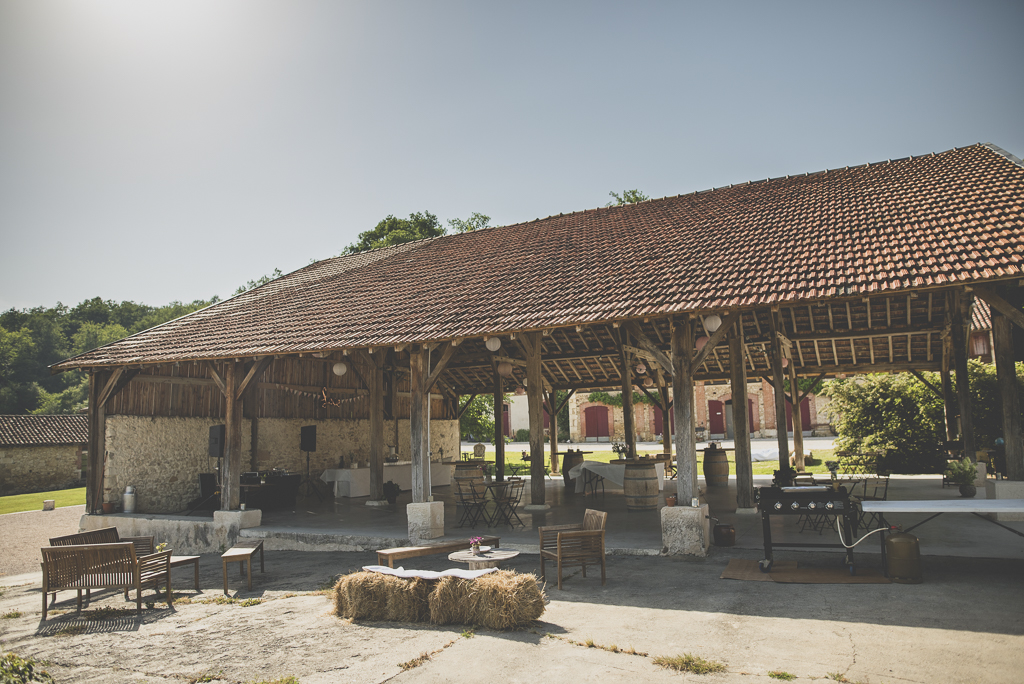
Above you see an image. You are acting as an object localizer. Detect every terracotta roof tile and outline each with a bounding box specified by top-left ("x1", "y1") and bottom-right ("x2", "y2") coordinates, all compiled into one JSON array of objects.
[
  {"x1": 54, "y1": 143, "x2": 1024, "y2": 370},
  {"x1": 0, "y1": 415, "x2": 88, "y2": 446}
]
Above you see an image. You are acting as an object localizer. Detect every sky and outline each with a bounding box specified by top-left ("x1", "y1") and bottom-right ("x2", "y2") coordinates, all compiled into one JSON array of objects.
[{"x1": 2, "y1": 0, "x2": 1022, "y2": 312}]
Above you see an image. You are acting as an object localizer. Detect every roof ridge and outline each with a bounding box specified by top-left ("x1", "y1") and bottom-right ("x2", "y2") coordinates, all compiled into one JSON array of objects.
[{"x1": 981, "y1": 142, "x2": 1024, "y2": 169}]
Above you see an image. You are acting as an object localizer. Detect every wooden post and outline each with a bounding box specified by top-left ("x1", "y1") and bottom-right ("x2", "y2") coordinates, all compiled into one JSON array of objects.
[
  {"x1": 951, "y1": 291, "x2": 975, "y2": 460},
  {"x1": 409, "y1": 347, "x2": 428, "y2": 503},
  {"x1": 618, "y1": 334, "x2": 636, "y2": 458},
  {"x1": 993, "y1": 312, "x2": 1023, "y2": 480},
  {"x1": 941, "y1": 331, "x2": 958, "y2": 442},
  {"x1": 659, "y1": 382, "x2": 672, "y2": 456},
  {"x1": 220, "y1": 361, "x2": 243, "y2": 510},
  {"x1": 730, "y1": 323, "x2": 753, "y2": 508},
  {"x1": 368, "y1": 351, "x2": 386, "y2": 501},
  {"x1": 547, "y1": 392, "x2": 560, "y2": 474},
  {"x1": 672, "y1": 317, "x2": 697, "y2": 503},
  {"x1": 786, "y1": 350, "x2": 805, "y2": 471},
  {"x1": 524, "y1": 332, "x2": 546, "y2": 507},
  {"x1": 769, "y1": 311, "x2": 790, "y2": 475},
  {"x1": 493, "y1": 364, "x2": 505, "y2": 483},
  {"x1": 86, "y1": 370, "x2": 109, "y2": 513}
]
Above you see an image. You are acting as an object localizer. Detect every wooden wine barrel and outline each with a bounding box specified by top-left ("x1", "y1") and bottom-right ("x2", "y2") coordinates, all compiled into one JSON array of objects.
[
  {"x1": 623, "y1": 462, "x2": 659, "y2": 511},
  {"x1": 454, "y1": 461, "x2": 484, "y2": 481},
  {"x1": 703, "y1": 445, "x2": 729, "y2": 487}
]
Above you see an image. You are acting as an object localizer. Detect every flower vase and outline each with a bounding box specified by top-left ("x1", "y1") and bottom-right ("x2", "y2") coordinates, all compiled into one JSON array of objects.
[{"x1": 471, "y1": 545, "x2": 481, "y2": 555}]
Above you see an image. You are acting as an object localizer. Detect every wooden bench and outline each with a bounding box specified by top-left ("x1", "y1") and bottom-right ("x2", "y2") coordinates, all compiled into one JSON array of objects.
[
  {"x1": 40, "y1": 542, "x2": 171, "y2": 619},
  {"x1": 376, "y1": 536, "x2": 500, "y2": 568},
  {"x1": 221, "y1": 540, "x2": 264, "y2": 595}
]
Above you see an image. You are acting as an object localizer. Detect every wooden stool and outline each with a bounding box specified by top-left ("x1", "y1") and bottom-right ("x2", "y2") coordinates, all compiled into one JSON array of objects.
[{"x1": 221, "y1": 540, "x2": 264, "y2": 595}]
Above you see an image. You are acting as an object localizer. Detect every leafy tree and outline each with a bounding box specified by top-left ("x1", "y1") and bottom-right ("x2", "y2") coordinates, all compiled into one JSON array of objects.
[
  {"x1": 460, "y1": 394, "x2": 495, "y2": 442},
  {"x1": 234, "y1": 269, "x2": 284, "y2": 296},
  {"x1": 0, "y1": 326, "x2": 39, "y2": 413},
  {"x1": 344, "y1": 211, "x2": 445, "y2": 254},
  {"x1": 447, "y1": 212, "x2": 491, "y2": 234},
  {"x1": 607, "y1": 189, "x2": 650, "y2": 206},
  {"x1": 71, "y1": 322, "x2": 129, "y2": 357},
  {"x1": 129, "y1": 298, "x2": 218, "y2": 334}
]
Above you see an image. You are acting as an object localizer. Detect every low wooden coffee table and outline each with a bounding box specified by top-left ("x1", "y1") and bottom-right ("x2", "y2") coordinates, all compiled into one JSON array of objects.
[
  {"x1": 221, "y1": 540, "x2": 264, "y2": 594},
  {"x1": 448, "y1": 548, "x2": 519, "y2": 570}
]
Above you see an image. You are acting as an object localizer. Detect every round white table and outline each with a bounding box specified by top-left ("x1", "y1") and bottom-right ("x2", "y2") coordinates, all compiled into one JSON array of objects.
[{"x1": 447, "y1": 548, "x2": 520, "y2": 570}]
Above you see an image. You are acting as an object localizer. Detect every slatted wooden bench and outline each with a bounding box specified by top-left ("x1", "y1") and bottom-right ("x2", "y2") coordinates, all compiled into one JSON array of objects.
[{"x1": 376, "y1": 536, "x2": 500, "y2": 568}]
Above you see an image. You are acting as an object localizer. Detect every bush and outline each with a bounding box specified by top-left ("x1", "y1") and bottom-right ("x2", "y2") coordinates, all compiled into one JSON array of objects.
[{"x1": 514, "y1": 428, "x2": 530, "y2": 442}]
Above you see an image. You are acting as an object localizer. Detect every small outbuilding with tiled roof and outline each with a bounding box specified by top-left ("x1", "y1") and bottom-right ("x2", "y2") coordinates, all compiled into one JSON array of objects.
[
  {"x1": 51, "y1": 143, "x2": 1024, "y2": 552},
  {"x1": 0, "y1": 414, "x2": 87, "y2": 495}
]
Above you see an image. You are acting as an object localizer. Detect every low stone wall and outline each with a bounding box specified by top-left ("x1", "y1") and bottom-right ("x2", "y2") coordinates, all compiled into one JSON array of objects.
[
  {"x1": 103, "y1": 415, "x2": 461, "y2": 514},
  {"x1": 80, "y1": 509, "x2": 261, "y2": 555},
  {"x1": 0, "y1": 444, "x2": 83, "y2": 496}
]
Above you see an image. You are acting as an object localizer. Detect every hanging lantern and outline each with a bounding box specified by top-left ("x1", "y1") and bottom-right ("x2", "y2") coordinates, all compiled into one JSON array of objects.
[
  {"x1": 332, "y1": 361, "x2": 348, "y2": 376},
  {"x1": 497, "y1": 361, "x2": 513, "y2": 377},
  {"x1": 485, "y1": 337, "x2": 501, "y2": 352},
  {"x1": 644, "y1": 377, "x2": 654, "y2": 387},
  {"x1": 515, "y1": 385, "x2": 525, "y2": 395},
  {"x1": 704, "y1": 314, "x2": 722, "y2": 333},
  {"x1": 635, "y1": 362, "x2": 646, "y2": 375},
  {"x1": 696, "y1": 336, "x2": 710, "y2": 351},
  {"x1": 781, "y1": 357, "x2": 789, "y2": 368}
]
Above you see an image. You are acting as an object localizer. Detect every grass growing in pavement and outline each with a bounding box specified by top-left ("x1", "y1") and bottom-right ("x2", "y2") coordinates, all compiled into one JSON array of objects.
[
  {"x1": 0, "y1": 487, "x2": 85, "y2": 515},
  {"x1": 653, "y1": 653, "x2": 727, "y2": 675},
  {"x1": 769, "y1": 671, "x2": 797, "y2": 680}
]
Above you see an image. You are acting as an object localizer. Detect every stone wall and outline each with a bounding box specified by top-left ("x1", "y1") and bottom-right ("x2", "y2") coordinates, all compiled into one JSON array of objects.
[
  {"x1": 103, "y1": 415, "x2": 460, "y2": 514},
  {"x1": 0, "y1": 444, "x2": 83, "y2": 495}
]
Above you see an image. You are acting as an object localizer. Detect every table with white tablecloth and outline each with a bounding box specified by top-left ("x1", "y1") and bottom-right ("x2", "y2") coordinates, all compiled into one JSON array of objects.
[
  {"x1": 567, "y1": 460, "x2": 665, "y2": 494},
  {"x1": 320, "y1": 462, "x2": 454, "y2": 498}
]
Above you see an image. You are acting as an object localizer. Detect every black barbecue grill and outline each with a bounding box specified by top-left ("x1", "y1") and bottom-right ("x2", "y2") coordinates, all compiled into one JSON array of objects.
[{"x1": 755, "y1": 485, "x2": 858, "y2": 574}]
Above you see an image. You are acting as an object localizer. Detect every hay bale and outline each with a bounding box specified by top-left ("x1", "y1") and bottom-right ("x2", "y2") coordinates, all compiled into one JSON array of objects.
[
  {"x1": 429, "y1": 570, "x2": 545, "y2": 630},
  {"x1": 333, "y1": 571, "x2": 430, "y2": 622}
]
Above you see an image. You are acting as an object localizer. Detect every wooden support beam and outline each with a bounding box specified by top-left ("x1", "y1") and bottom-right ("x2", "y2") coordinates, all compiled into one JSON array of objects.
[
  {"x1": 730, "y1": 322, "x2": 754, "y2": 508},
  {"x1": 425, "y1": 341, "x2": 456, "y2": 393},
  {"x1": 524, "y1": 332, "x2": 547, "y2": 507},
  {"x1": 96, "y1": 367, "x2": 125, "y2": 408},
  {"x1": 909, "y1": 369, "x2": 942, "y2": 399},
  {"x1": 690, "y1": 310, "x2": 742, "y2": 375},
  {"x1": 951, "y1": 291, "x2": 976, "y2": 460},
  {"x1": 86, "y1": 370, "x2": 109, "y2": 514},
  {"x1": 769, "y1": 311, "x2": 791, "y2": 476},
  {"x1": 798, "y1": 372, "x2": 827, "y2": 404},
  {"x1": 409, "y1": 347, "x2": 429, "y2": 502},
  {"x1": 457, "y1": 393, "x2": 478, "y2": 420},
  {"x1": 547, "y1": 391, "x2": 560, "y2": 475},
  {"x1": 624, "y1": 322, "x2": 674, "y2": 376},
  {"x1": 236, "y1": 356, "x2": 272, "y2": 400},
  {"x1": 941, "y1": 328, "x2": 958, "y2": 442},
  {"x1": 368, "y1": 350, "x2": 386, "y2": 501},
  {"x1": 493, "y1": 361, "x2": 505, "y2": 484},
  {"x1": 206, "y1": 363, "x2": 227, "y2": 397},
  {"x1": 672, "y1": 317, "x2": 698, "y2": 503},
  {"x1": 220, "y1": 361, "x2": 243, "y2": 510},
  {"x1": 993, "y1": 313, "x2": 1023, "y2": 480},
  {"x1": 616, "y1": 330, "x2": 637, "y2": 459},
  {"x1": 787, "y1": 344, "x2": 805, "y2": 471}
]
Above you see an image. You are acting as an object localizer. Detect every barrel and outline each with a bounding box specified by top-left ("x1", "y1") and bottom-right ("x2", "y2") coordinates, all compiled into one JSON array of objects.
[
  {"x1": 562, "y1": 450, "x2": 584, "y2": 490},
  {"x1": 623, "y1": 462, "x2": 659, "y2": 511},
  {"x1": 702, "y1": 445, "x2": 729, "y2": 487},
  {"x1": 454, "y1": 461, "x2": 484, "y2": 483}
]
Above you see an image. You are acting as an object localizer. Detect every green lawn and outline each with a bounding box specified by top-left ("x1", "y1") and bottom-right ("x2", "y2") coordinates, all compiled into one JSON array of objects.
[
  {"x1": 479, "y1": 448, "x2": 834, "y2": 477},
  {"x1": 0, "y1": 487, "x2": 86, "y2": 515}
]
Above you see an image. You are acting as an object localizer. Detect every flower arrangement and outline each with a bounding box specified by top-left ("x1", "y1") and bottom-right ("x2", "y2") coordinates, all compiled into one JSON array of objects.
[{"x1": 469, "y1": 537, "x2": 484, "y2": 554}]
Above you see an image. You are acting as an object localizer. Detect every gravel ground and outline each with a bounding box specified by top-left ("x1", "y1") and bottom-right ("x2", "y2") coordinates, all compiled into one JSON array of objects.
[{"x1": 0, "y1": 505, "x2": 84, "y2": 577}]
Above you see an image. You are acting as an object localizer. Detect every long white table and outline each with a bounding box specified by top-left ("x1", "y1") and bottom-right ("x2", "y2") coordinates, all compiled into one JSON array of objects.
[
  {"x1": 861, "y1": 499, "x2": 1024, "y2": 537},
  {"x1": 567, "y1": 460, "x2": 665, "y2": 494},
  {"x1": 320, "y1": 462, "x2": 454, "y2": 498}
]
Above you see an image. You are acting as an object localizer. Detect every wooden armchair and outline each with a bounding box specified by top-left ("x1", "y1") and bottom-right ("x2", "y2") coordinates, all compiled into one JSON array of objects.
[{"x1": 539, "y1": 508, "x2": 607, "y2": 590}]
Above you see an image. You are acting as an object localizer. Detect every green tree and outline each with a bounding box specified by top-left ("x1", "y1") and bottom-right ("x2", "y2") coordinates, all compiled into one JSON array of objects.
[
  {"x1": 447, "y1": 212, "x2": 491, "y2": 234},
  {"x1": 344, "y1": 211, "x2": 445, "y2": 254},
  {"x1": 71, "y1": 322, "x2": 129, "y2": 356},
  {"x1": 607, "y1": 189, "x2": 651, "y2": 206},
  {"x1": 234, "y1": 269, "x2": 284, "y2": 296},
  {"x1": 459, "y1": 394, "x2": 496, "y2": 442}
]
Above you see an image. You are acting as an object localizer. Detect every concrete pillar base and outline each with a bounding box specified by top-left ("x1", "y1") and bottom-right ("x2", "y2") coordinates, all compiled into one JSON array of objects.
[
  {"x1": 734, "y1": 507, "x2": 758, "y2": 515},
  {"x1": 985, "y1": 480, "x2": 1024, "y2": 521},
  {"x1": 974, "y1": 463, "x2": 988, "y2": 488},
  {"x1": 524, "y1": 504, "x2": 551, "y2": 512},
  {"x1": 214, "y1": 509, "x2": 262, "y2": 530},
  {"x1": 407, "y1": 501, "x2": 444, "y2": 541},
  {"x1": 661, "y1": 504, "x2": 710, "y2": 557},
  {"x1": 365, "y1": 499, "x2": 390, "y2": 508}
]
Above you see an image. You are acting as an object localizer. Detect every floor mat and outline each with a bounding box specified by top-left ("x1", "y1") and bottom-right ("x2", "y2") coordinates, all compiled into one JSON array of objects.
[{"x1": 721, "y1": 558, "x2": 891, "y2": 584}]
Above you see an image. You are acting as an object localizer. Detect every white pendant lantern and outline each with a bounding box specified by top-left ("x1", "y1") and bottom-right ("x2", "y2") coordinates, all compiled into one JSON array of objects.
[
  {"x1": 332, "y1": 361, "x2": 348, "y2": 376},
  {"x1": 485, "y1": 337, "x2": 501, "y2": 352},
  {"x1": 781, "y1": 357, "x2": 789, "y2": 368},
  {"x1": 696, "y1": 336, "x2": 710, "y2": 351},
  {"x1": 643, "y1": 377, "x2": 654, "y2": 387},
  {"x1": 635, "y1": 363, "x2": 646, "y2": 375},
  {"x1": 522, "y1": 377, "x2": 527, "y2": 387},
  {"x1": 497, "y1": 361, "x2": 513, "y2": 377},
  {"x1": 515, "y1": 385, "x2": 525, "y2": 396},
  {"x1": 704, "y1": 314, "x2": 722, "y2": 333}
]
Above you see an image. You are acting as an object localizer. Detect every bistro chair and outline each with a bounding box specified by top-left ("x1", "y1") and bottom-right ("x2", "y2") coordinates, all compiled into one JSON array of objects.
[
  {"x1": 853, "y1": 475, "x2": 890, "y2": 532},
  {"x1": 539, "y1": 508, "x2": 607, "y2": 590},
  {"x1": 455, "y1": 479, "x2": 488, "y2": 528},
  {"x1": 491, "y1": 478, "x2": 525, "y2": 528}
]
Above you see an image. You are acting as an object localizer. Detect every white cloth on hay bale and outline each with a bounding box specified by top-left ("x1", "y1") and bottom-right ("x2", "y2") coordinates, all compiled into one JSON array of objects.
[{"x1": 362, "y1": 565, "x2": 497, "y2": 580}]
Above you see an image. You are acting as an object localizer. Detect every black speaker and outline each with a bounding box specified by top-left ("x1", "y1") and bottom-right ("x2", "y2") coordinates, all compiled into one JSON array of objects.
[
  {"x1": 300, "y1": 425, "x2": 316, "y2": 452},
  {"x1": 209, "y1": 425, "x2": 225, "y2": 458}
]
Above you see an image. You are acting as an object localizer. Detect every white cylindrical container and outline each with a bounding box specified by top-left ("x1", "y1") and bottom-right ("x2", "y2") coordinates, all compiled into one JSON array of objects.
[{"x1": 122, "y1": 485, "x2": 136, "y2": 514}]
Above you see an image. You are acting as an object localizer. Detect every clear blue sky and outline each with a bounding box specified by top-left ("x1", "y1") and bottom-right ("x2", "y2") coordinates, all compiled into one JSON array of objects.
[{"x1": 2, "y1": 0, "x2": 1022, "y2": 311}]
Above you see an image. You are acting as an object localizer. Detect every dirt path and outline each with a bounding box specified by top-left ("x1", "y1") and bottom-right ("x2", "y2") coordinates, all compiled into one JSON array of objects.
[{"x1": 0, "y1": 505, "x2": 84, "y2": 577}]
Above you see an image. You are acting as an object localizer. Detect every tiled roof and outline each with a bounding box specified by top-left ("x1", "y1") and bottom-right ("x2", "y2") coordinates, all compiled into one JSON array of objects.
[
  {"x1": 971, "y1": 299, "x2": 992, "y2": 332},
  {"x1": 53, "y1": 143, "x2": 1024, "y2": 370},
  {"x1": 0, "y1": 415, "x2": 88, "y2": 447}
]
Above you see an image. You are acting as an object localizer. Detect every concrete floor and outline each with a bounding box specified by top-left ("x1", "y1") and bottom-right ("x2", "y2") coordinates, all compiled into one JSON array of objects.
[{"x1": 254, "y1": 452, "x2": 1024, "y2": 562}]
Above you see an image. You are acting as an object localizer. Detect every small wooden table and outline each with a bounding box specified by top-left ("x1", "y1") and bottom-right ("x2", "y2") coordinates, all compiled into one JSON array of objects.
[
  {"x1": 448, "y1": 548, "x2": 520, "y2": 570},
  {"x1": 221, "y1": 540, "x2": 264, "y2": 594},
  {"x1": 169, "y1": 555, "x2": 200, "y2": 591}
]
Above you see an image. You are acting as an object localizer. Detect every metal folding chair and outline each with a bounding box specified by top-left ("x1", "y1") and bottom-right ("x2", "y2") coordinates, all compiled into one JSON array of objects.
[{"x1": 455, "y1": 479, "x2": 488, "y2": 528}]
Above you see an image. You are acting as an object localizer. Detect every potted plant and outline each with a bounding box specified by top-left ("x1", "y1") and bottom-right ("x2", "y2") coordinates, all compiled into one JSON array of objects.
[
  {"x1": 945, "y1": 458, "x2": 979, "y2": 497},
  {"x1": 382, "y1": 481, "x2": 401, "y2": 505},
  {"x1": 469, "y1": 536, "x2": 484, "y2": 555}
]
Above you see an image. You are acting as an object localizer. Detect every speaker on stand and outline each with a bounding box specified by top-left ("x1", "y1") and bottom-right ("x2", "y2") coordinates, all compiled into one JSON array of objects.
[
  {"x1": 188, "y1": 425, "x2": 226, "y2": 515},
  {"x1": 300, "y1": 425, "x2": 324, "y2": 502}
]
